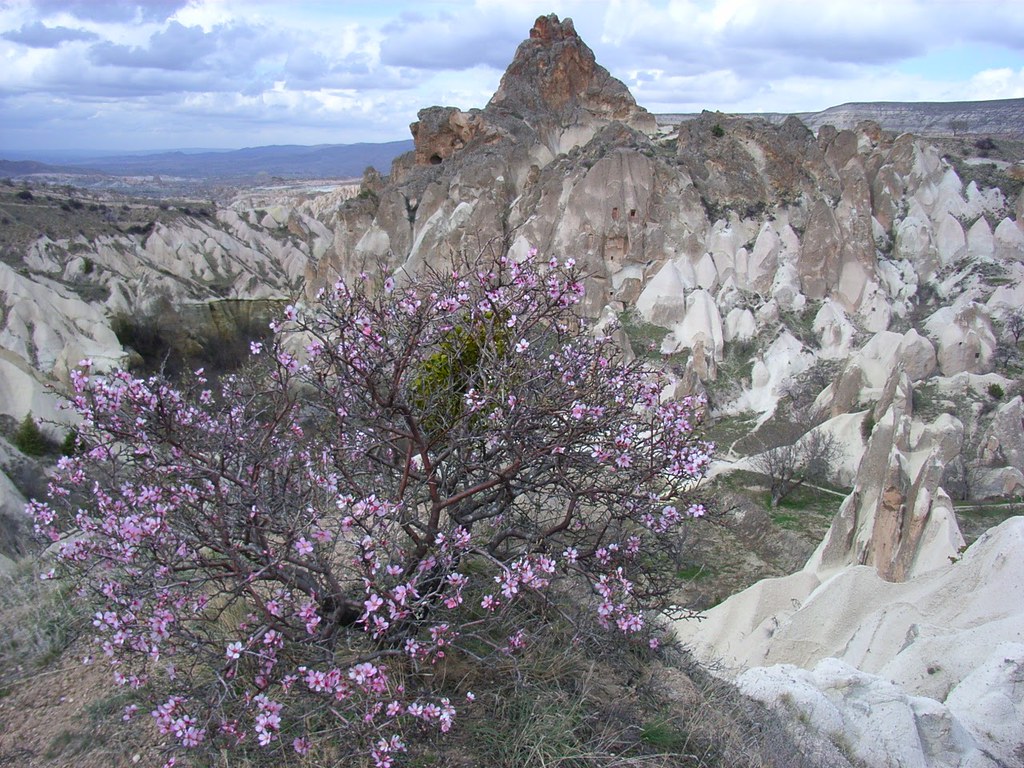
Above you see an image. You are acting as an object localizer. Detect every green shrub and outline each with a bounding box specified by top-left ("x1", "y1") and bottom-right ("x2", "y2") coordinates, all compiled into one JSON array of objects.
[
  {"x1": 861, "y1": 411, "x2": 875, "y2": 442},
  {"x1": 61, "y1": 429, "x2": 80, "y2": 456},
  {"x1": 987, "y1": 383, "x2": 1004, "y2": 400},
  {"x1": 911, "y1": 388, "x2": 925, "y2": 412},
  {"x1": 711, "y1": 124, "x2": 725, "y2": 138},
  {"x1": 13, "y1": 413, "x2": 49, "y2": 457},
  {"x1": 411, "y1": 314, "x2": 512, "y2": 437}
]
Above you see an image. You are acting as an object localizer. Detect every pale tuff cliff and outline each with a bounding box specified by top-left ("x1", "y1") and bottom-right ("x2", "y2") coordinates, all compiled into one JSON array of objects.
[
  {"x1": 660, "y1": 97, "x2": 1024, "y2": 141},
  {"x1": 803, "y1": 98, "x2": 1024, "y2": 140}
]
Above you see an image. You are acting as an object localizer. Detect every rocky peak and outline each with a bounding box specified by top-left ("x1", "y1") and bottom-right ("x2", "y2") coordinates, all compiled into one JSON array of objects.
[
  {"x1": 408, "y1": 15, "x2": 655, "y2": 168},
  {"x1": 487, "y1": 14, "x2": 654, "y2": 132}
]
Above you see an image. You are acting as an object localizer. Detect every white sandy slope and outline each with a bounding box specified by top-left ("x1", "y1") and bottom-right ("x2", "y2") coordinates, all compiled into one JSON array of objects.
[{"x1": 674, "y1": 516, "x2": 1024, "y2": 767}]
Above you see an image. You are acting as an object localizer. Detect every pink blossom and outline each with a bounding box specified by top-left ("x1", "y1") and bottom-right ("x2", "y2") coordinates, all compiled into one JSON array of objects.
[
  {"x1": 41, "y1": 247, "x2": 713, "y2": 764},
  {"x1": 364, "y1": 593, "x2": 384, "y2": 614}
]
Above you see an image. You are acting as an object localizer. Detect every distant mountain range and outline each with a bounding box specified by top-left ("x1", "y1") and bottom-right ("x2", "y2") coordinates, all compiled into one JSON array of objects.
[{"x1": 0, "y1": 140, "x2": 414, "y2": 182}]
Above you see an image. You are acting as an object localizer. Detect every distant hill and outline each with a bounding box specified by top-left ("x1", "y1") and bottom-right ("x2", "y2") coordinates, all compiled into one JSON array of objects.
[
  {"x1": 0, "y1": 158, "x2": 108, "y2": 177},
  {"x1": 1, "y1": 140, "x2": 414, "y2": 182},
  {"x1": 658, "y1": 97, "x2": 1024, "y2": 140}
]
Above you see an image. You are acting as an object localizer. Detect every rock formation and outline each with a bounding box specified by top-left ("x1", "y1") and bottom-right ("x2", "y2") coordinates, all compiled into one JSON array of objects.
[{"x1": 674, "y1": 367, "x2": 1024, "y2": 767}]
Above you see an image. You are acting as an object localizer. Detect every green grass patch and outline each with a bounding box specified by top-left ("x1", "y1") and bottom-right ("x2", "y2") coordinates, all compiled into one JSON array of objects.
[
  {"x1": 705, "y1": 414, "x2": 759, "y2": 453},
  {"x1": 640, "y1": 717, "x2": 688, "y2": 751},
  {"x1": 771, "y1": 512, "x2": 801, "y2": 529},
  {"x1": 618, "y1": 309, "x2": 677, "y2": 361},
  {"x1": 676, "y1": 564, "x2": 712, "y2": 581}
]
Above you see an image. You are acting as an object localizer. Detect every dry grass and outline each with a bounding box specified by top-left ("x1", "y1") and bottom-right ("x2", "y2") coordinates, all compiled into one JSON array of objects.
[
  {"x1": 0, "y1": 560, "x2": 82, "y2": 688},
  {"x1": 0, "y1": 561, "x2": 865, "y2": 768},
  {"x1": 0, "y1": 543, "x2": 859, "y2": 768}
]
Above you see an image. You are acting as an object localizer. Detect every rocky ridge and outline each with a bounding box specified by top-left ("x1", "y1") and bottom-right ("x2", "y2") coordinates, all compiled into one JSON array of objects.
[
  {"x1": 660, "y1": 97, "x2": 1024, "y2": 141},
  {"x1": 1, "y1": 13, "x2": 1023, "y2": 765}
]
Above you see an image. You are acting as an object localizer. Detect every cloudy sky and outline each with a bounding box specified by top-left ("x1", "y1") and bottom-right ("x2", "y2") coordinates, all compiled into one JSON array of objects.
[{"x1": 2, "y1": 0, "x2": 1023, "y2": 154}]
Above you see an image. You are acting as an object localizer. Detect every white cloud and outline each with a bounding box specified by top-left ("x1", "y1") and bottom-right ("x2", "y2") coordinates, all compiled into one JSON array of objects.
[
  {"x1": 965, "y1": 68, "x2": 1024, "y2": 100},
  {"x1": 0, "y1": 0, "x2": 1022, "y2": 151}
]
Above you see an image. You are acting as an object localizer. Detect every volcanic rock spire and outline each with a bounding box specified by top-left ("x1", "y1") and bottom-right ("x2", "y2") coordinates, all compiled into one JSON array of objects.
[
  {"x1": 409, "y1": 14, "x2": 654, "y2": 166},
  {"x1": 487, "y1": 14, "x2": 655, "y2": 132}
]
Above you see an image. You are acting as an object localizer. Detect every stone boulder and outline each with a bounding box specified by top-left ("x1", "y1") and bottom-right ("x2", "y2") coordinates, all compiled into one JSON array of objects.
[
  {"x1": 771, "y1": 263, "x2": 805, "y2": 312},
  {"x1": 662, "y1": 289, "x2": 723, "y2": 361},
  {"x1": 979, "y1": 395, "x2": 1024, "y2": 473},
  {"x1": 974, "y1": 467, "x2": 1024, "y2": 498},
  {"x1": 635, "y1": 260, "x2": 689, "y2": 326},
  {"x1": 734, "y1": 332, "x2": 812, "y2": 415},
  {"x1": 994, "y1": 217, "x2": 1024, "y2": 261},
  {"x1": 809, "y1": 365, "x2": 964, "y2": 583},
  {"x1": 897, "y1": 328, "x2": 938, "y2": 382},
  {"x1": 812, "y1": 300, "x2": 855, "y2": 358},
  {"x1": 723, "y1": 307, "x2": 756, "y2": 343},
  {"x1": 924, "y1": 302, "x2": 997, "y2": 376},
  {"x1": 819, "y1": 361, "x2": 865, "y2": 418},
  {"x1": 798, "y1": 199, "x2": 842, "y2": 300},
  {"x1": 738, "y1": 657, "x2": 1007, "y2": 768},
  {"x1": 966, "y1": 217, "x2": 994, "y2": 259},
  {"x1": 675, "y1": 113, "x2": 837, "y2": 214}
]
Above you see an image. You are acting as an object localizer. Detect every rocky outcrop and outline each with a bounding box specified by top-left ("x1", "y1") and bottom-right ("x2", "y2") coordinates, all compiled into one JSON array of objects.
[
  {"x1": 406, "y1": 14, "x2": 656, "y2": 173},
  {"x1": 679, "y1": 517, "x2": 1024, "y2": 768},
  {"x1": 924, "y1": 301, "x2": 997, "y2": 377},
  {"x1": 676, "y1": 113, "x2": 836, "y2": 213},
  {"x1": 810, "y1": 367, "x2": 964, "y2": 582},
  {"x1": 488, "y1": 15, "x2": 656, "y2": 144},
  {"x1": 410, "y1": 107, "x2": 501, "y2": 166},
  {"x1": 299, "y1": 14, "x2": 1020, "y2": 430},
  {"x1": 673, "y1": 363, "x2": 1024, "y2": 767},
  {"x1": 980, "y1": 396, "x2": 1024, "y2": 471},
  {"x1": 738, "y1": 649, "x2": 1021, "y2": 768}
]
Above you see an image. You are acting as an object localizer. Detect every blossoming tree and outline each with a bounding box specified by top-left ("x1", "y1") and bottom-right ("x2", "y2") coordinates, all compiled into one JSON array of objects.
[{"x1": 32, "y1": 250, "x2": 712, "y2": 766}]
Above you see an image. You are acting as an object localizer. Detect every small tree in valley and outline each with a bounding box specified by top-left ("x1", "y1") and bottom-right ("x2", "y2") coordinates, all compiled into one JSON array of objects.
[
  {"x1": 32, "y1": 250, "x2": 712, "y2": 765},
  {"x1": 13, "y1": 412, "x2": 49, "y2": 457},
  {"x1": 752, "y1": 430, "x2": 841, "y2": 507},
  {"x1": 1006, "y1": 310, "x2": 1024, "y2": 346}
]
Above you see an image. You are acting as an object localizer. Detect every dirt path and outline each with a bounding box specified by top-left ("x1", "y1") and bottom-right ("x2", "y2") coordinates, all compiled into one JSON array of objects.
[{"x1": 0, "y1": 645, "x2": 162, "y2": 767}]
